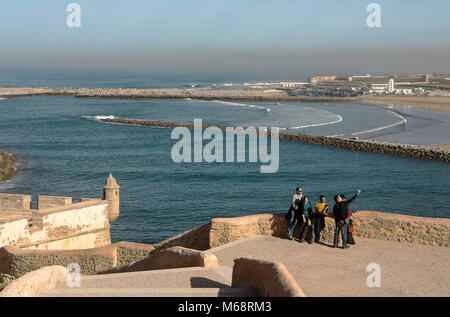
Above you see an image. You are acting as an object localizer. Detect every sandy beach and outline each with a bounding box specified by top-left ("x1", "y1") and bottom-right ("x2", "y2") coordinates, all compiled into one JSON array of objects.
[
  {"x1": 363, "y1": 96, "x2": 450, "y2": 113},
  {"x1": 433, "y1": 144, "x2": 450, "y2": 150}
]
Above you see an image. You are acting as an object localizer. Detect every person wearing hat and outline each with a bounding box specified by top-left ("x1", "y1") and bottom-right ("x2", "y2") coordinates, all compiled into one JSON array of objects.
[{"x1": 286, "y1": 187, "x2": 303, "y2": 240}]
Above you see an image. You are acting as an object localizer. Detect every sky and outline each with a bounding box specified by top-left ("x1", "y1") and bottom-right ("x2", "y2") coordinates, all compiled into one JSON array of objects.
[{"x1": 0, "y1": 0, "x2": 449, "y2": 75}]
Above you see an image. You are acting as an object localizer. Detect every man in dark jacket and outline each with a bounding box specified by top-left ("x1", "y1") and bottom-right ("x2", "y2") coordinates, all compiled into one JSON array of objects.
[{"x1": 333, "y1": 189, "x2": 361, "y2": 249}]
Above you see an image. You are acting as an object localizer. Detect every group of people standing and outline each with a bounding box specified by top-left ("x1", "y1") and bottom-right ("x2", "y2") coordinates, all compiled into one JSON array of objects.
[{"x1": 285, "y1": 187, "x2": 361, "y2": 249}]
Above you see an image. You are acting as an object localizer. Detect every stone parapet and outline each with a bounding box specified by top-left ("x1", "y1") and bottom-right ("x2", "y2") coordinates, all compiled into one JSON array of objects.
[
  {"x1": 155, "y1": 211, "x2": 450, "y2": 250},
  {"x1": 0, "y1": 200, "x2": 112, "y2": 250},
  {"x1": 0, "y1": 241, "x2": 155, "y2": 278},
  {"x1": 37, "y1": 196, "x2": 72, "y2": 210},
  {"x1": 232, "y1": 257, "x2": 305, "y2": 297},
  {"x1": 0, "y1": 193, "x2": 31, "y2": 211},
  {"x1": 119, "y1": 246, "x2": 218, "y2": 273},
  {"x1": 0, "y1": 265, "x2": 69, "y2": 297}
]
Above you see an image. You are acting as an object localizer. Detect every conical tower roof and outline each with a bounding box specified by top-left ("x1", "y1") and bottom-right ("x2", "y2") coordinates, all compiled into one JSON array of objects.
[{"x1": 104, "y1": 173, "x2": 120, "y2": 189}]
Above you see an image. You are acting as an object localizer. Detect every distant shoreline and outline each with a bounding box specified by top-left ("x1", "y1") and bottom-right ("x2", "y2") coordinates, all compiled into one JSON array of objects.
[
  {"x1": 362, "y1": 96, "x2": 450, "y2": 114},
  {"x1": 0, "y1": 150, "x2": 16, "y2": 182},
  {"x1": 2, "y1": 87, "x2": 450, "y2": 111},
  {"x1": 2, "y1": 86, "x2": 449, "y2": 152}
]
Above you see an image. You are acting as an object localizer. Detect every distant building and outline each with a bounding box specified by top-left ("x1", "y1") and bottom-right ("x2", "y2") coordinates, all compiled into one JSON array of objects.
[
  {"x1": 388, "y1": 79, "x2": 395, "y2": 93},
  {"x1": 395, "y1": 88, "x2": 413, "y2": 95},
  {"x1": 370, "y1": 83, "x2": 388, "y2": 94}
]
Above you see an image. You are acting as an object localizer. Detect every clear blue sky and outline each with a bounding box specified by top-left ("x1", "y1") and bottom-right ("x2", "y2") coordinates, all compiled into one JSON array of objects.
[{"x1": 0, "y1": 0, "x2": 449, "y2": 73}]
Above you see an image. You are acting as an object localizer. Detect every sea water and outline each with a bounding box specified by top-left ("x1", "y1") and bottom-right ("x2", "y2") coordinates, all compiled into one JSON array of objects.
[{"x1": 1, "y1": 95, "x2": 449, "y2": 244}]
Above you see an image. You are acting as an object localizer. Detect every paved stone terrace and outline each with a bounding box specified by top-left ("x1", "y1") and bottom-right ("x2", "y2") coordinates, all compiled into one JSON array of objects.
[
  {"x1": 42, "y1": 235, "x2": 449, "y2": 297},
  {"x1": 210, "y1": 235, "x2": 450, "y2": 297}
]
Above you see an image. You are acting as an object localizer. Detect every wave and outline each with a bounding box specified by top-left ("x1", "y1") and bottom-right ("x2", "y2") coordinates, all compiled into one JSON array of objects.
[
  {"x1": 210, "y1": 100, "x2": 272, "y2": 112},
  {"x1": 187, "y1": 99, "x2": 271, "y2": 112},
  {"x1": 0, "y1": 98, "x2": 7, "y2": 100},
  {"x1": 0, "y1": 178, "x2": 16, "y2": 190},
  {"x1": 280, "y1": 115, "x2": 343, "y2": 130},
  {"x1": 327, "y1": 110, "x2": 407, "y2": 138},
  {"x1": 351, "y1": 111, "x2": 407, "y2": 136},
  {"x1": 82, "y1": 115, "x2": 116, "y2": 122},
  {"x1": 274, "y1": 104, "x2": 342, "y2": 130},
  {"x1": 211, "y1": 83, "x2": 236, "y2": 87}
]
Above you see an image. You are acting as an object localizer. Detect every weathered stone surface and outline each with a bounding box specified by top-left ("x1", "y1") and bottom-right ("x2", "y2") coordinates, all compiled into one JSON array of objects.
[
  {"x1": 1, "y1": 174, "x2": 120, "y2": 251},
  {"x1": 0, "y1": 193, "x2": 31, "y2": 211},
  {"x1": 0, "y1": 273, "x2": 15, "y2": 284},
  {"x1": 0, "y1": 200, "x2": 111, "y2": 250},
  {"x1": 0, "y1": 241, "x2": 155, "y2": 278},
  {"x1": 115, "y1": 241, "x2": 155, "y2": 268},
  {"x1": 154, "y1": 223, "x2": 212, "y2": 251},
  {"x1": 0, "y1": 150, "x2": 16, "y2": 183},
  {"x1": 232, "y1": 257, "x2": 305, "y2": 297},
  {"x1": 0, "y1": 265, "x2": 69, "y2": 297},
  {"x1": 37, "y1": 196, "x2": 72, "y2": 210},
  {"x1": 120, "y1": 246, "x2": 218, "y2": 273}
]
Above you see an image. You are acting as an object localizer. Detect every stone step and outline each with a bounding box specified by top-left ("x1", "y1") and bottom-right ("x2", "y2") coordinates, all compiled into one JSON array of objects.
[
  {"x1": 41, "y1": 287, "x2": 256, "y2": 297},
  {"x1": 53, "y1": 266, "x2": 233, "y2": 290}
]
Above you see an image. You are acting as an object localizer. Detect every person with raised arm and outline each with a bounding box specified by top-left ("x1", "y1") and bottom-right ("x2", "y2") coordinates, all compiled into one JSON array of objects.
[{"x1": 332, "y1": 189, "x2": 361, "y2": 249}]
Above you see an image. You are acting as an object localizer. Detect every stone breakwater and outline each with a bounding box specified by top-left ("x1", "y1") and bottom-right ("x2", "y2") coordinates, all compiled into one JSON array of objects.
[
  {"x1": 0, "y1": 150, "x2": 16, "y2": 182},
  {"x1": 0, "y1": 86, "x2": 359, "y2": 102},
  {"x1": 100, "y1": 118, "x2": 450, "y2": 163}
]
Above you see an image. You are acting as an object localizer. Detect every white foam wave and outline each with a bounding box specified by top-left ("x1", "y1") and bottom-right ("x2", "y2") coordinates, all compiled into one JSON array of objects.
[
  {"x1": 189, "y1": 99, "x2": 271, "y2": 112},
  {"x1": 275, "y1": 104, "x2": 343, "y2": 130},
  {"x1": 351, "y1": 111, "x2": 407, "y2": 136},
  {"x1": 0, "y1": 98, "x2": 7, "y2": 100},
  {"x1": 211, "y1": 83, "x2": 235, "y2": 87},
  {"x1": 280, "y1": 115, "x2": 343, "y2": 130},
  {"x1": 82, "y1": 115, "x2": 116, "y2": 122},
  {"x1": 210, "y1": 100, "x2": 272, "y2": 112},
  {"x1": 327, "y1": 110, "x2": 407, "y2": 138},
  {"x1": 0, "y1": 180, "x2": 15, "y2": 190}
]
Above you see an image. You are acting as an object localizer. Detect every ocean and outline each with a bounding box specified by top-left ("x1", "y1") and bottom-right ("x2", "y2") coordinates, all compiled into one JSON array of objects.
[{"x1": 0, "y1": 70, "x2": 449, "y2": 244}]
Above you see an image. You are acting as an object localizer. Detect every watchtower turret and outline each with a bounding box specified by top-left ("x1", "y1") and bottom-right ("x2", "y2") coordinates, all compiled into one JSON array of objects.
[{"x1": 103, "y1": 173, "x2": 120, "y2": 222}]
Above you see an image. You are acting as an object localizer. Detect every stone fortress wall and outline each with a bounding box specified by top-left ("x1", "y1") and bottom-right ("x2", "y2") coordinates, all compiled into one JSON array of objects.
[
  {"x1": 0, "y1": 174, "x2": 120, "y2": 251},
  {"x1": 1, "y1": 173, "x2": 449, "y2": 296},
  {"x1": 155, "y1": 211, "x2": 450, "y2": 251}
]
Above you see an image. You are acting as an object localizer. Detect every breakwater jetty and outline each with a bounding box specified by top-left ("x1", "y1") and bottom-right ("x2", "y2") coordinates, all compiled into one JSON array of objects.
[
  {"x1": 100, "y1": 117, "x2": 450, "y2": 163},
  {"x1": 0, "y1": 151, "x2": 16, "y2": 182},
  {"x1": 0, "y1": 87, "x2": 359, "y2": 103}
]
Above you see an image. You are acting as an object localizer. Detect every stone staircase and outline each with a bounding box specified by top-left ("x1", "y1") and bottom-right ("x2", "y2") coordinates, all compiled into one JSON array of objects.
[{"x1": 40, "y1": 266, "x2": 257, "y2": 297}]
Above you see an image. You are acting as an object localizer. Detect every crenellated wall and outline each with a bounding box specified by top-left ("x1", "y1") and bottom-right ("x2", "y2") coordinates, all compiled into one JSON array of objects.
[
  {"x1": 0, "y1": 200, "x2": 112, "y2": 250},
  {"x1": 0, "y1": 174, "x2": 120, "y2": 251}
]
